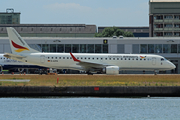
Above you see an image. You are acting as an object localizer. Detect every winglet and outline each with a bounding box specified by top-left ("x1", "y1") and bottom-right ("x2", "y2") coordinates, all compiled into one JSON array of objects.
[{"x1": 70, "y1": 53, "x2": 81, "y2": 62}]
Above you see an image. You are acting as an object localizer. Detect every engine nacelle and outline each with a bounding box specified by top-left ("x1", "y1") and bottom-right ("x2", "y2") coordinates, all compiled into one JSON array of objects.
[{"x1": 103, "y1": 66, "x2": 119, "y2": 75}]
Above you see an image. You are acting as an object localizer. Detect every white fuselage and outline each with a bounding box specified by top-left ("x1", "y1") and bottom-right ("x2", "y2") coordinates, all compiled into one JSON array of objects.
[
  {"x1": 0, "y1": 54, "x2": 45, "y2": 70},
  {"x1": 10, "y1": 53, "x2": 175, "y2": 72}
]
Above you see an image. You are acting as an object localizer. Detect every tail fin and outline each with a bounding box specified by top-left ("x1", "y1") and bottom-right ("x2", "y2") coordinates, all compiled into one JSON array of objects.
[{"x1": 6, "y1": 27, "x2": 39, "y2": 54}]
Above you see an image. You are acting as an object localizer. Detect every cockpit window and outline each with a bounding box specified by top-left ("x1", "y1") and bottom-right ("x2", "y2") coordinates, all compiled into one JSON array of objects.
[{"x1": 161, "y1": 58, "x2": 165, "y2": 61}]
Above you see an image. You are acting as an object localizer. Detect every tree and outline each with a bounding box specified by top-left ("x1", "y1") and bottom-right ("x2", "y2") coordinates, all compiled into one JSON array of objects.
[{"x1": 95, "y1": 27, "x2": 134, "y2": 37}]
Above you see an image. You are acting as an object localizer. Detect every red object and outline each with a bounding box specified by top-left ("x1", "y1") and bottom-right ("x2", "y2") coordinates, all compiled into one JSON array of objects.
[
  {"x1": 94, "y1": 87, "x2": 99, "y2": 91},
  {"x1": 24, "y1": 72, "x2": 26, "y2": 75},
  {"x1": 12, "y1": 72, "x2": 14, "y2": 75},
  {"x1": 2, "y1": 72, "x2": 3, "y2": 75},
  {"x1": 70, "y1": 52, "x2": 81, "y2": 62},
  {"x1": 57, "y1": 78, "x2": 59, "y2": 84}
]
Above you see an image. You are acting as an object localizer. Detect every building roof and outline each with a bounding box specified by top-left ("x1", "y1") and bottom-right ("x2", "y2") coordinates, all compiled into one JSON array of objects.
[{"x1": 150, "y1": 0, "x2": 180, "y2": 2}]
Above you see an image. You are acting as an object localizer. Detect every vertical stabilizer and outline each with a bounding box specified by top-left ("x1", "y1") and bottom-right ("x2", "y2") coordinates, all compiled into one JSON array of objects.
[{"x1": 6, "y1": 27, "x2": 39, "y2": 54}]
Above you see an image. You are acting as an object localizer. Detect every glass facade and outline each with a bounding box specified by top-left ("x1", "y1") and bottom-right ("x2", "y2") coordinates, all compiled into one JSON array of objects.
[
  {"x1": 140, "y1": 44, "x2": 147, "y2": 53},
  {"x1": 50, "y1": 44, "x2": 56, "y2": 52},
  {"x1": 95, "y1": 44, "x2": 102, "y2": 53},
  {"x1": 103, "y1": 44, "x2": 108, "y2": 53},
  {"x1": 42, "y1": 44, "x2": 49, "y2": 52},
  {"x1": 87, "y1": 44, "x2": 94, "y2": 53},
  {"x1": 72, "y1": 44, "x2": 79, "y2": 53},
  {"x1": 39, "y1": 44, "x2": 108, "y2": 53},
  {"x1": 155, "y1": 44, "x2": 162, "y2": 53},
  {"x1": 171, "y1": 44, "x2": 177, "y2": 53},
  {"x1": 65, "y1": 44, "x2": 71, "y2": 53},
  {"x1": 57, "y1": 44, "x2": 64, "y2": 53},
  {"x1": 163, "y1": 44, "x2": 171, "y2": 53},
  {"x1": 80, "y1": 44, "x2": 86, "y2": 53},
  {"x1": 138, "y1": 44, "x2": 180, "y2": 54},
  {"x1": 148, "y1": 44, "x2": 154, "y2": 53}
]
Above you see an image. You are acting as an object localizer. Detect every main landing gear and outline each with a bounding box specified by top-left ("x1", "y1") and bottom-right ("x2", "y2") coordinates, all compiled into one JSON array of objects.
[{"x1": 87, "y1": 71, "x2": 93, "y2": 75}]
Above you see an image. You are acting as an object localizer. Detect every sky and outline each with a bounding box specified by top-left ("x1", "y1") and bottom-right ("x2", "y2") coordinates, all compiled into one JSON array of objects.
[{"x1": 1, "y1": 0, "x2": 150, "y2": 27}]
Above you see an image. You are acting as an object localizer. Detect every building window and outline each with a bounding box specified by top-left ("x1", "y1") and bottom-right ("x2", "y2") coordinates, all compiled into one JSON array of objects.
[
  {"x1": 65, "y1": 44, "x2": 71, "y2": 53},
  {"x1": 57, "y1": 44, "x2": 64, "y2": 53},
  {"x1": 95, "y1": 44, "x2": 102, "y2": 53},
  {"x1": 72, "y1": 44, "x2": 79, "y2": 53},
  {"x1": 103, "y1": 44, "x2": 108, "y2": 53},
  {"x1": 140, "y1": 44, "x2": 147, "y2": 53},
  {"x1": 50, "y1": 44, "x2": 56, "y2": 52},
  {"x1": 163, "y1": 44, "x2": 171, "y2": 53},
  {"x1": 155, "y1": 44, "x2": 162, "y2": 53},
  {"x1": 164, "y1": 15, "x2": 173, "y2": 19},
  {"x1": 80, "y1": 44, "x2": 86, "y2": 53},
  {"x1": 148, "y1": 44, "x2": 154, "y2": 53},
  {"x1": 178, "y1": 44, "x2": 180, "y2": 53},
  {"x1": 42, "y1": 44, "x2": 49, "y2": 52},
  {"x1": 87, "y1": 44, "x2": 94, "y2": 53},
  {"x1": 171, "y1": 44, "x2": 177, "y2": 53}
]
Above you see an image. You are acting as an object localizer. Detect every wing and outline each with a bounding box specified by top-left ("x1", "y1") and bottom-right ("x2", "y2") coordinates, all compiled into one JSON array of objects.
[{"x1": 70, "y1": 53, "x2": 109, "y2": 71}]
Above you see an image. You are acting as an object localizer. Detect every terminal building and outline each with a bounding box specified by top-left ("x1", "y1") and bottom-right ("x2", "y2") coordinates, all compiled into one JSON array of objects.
[{"x1": 0, "y1": 37, "x2": 179, "y2": 74}]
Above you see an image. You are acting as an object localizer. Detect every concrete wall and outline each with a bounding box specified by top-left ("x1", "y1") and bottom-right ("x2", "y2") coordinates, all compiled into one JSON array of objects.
[{"x1": 0, "y1": 86, "x2": 180, "y2": 97}]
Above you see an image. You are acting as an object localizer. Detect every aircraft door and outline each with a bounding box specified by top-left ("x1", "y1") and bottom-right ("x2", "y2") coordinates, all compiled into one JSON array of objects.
[
  {"x1": 152, "y1": 57, "x2": 156, "y2": 65},
  {"x1": 40, "y1": 55, "x2": 45, "y2": 63}
]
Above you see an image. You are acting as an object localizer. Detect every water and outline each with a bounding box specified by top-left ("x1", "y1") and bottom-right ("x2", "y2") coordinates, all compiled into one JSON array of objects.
[{"x1": 0, "y1": 97, "x2": 180, "y2": 120}]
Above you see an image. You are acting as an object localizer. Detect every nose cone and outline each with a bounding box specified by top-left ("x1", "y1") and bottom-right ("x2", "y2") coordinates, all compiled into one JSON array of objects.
[{"x1": 170, "y1": 63, "x2": 176, "y2": 69}]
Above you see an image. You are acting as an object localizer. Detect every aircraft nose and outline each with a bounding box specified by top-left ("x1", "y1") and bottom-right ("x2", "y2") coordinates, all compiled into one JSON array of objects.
[{"x1": 170, "y1": 63, "x2": 176, "y2": 69}]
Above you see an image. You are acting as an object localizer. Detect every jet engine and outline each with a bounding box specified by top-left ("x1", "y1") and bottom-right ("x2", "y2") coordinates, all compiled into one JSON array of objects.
[{"x1": 103, "y1": 66, "x2": 119, "y2": 75}]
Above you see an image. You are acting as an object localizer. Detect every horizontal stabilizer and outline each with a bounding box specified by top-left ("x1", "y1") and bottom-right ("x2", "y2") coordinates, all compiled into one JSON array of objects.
[{"x1": 4, "y1": 53, "x2": 26, "y2": 59}]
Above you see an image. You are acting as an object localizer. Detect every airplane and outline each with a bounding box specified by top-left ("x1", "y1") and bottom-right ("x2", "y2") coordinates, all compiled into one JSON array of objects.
[
  {"x1": 0, "y1": 54, "x2": 47, "y2": 74},
  {"x1": 4, "y1": 27, "x2": 176, "y2": 75}
]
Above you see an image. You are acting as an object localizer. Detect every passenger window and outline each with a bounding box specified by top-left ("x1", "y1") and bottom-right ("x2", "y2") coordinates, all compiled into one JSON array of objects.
[
  {"x1": 128, "y1": 58, "x2": 130, "y2": 60},
  {"x1": 144, "y1": 59, "x2": 146, "y2": 60},
  {"x1": 55, "y1": 57, "x2": 57, "y2": 59},
  {"x1": 85, "y1": 58, "x2": 86, "y2": 59},
  {"x1": 136, "y1": 58, "x2": 138, "y2": 60},
  {"x1": 121, "y1": 58, "x2": 123, "y2": 60},
  {"x1": 117, "y1": 58, "x2": 119, "y2": 60},
  {"x1": 81, "y1": 57, "x2": 83, "y2": 59},
  {"x1": 48, "y1": 57, "x2": 50, "y2": 59},
  {"x1": 88, "y1": 58, "x2": 90, "y2": 59},
  {"x1": 125, "y1": 58, "x2": 126, "y2": 60},
  {"x1": 77, "y1": 57, "x2": 79, "y2": 59},
  {"x1": 52, "y1": 57, "x2": 53, "y2": 59},
  {"x1": 63, "y1": 57, "x2": 65, "y2": 59},
  {"x1": 92, "y1": 58, "x2": 94, "y2": 60},
  {"x1": 101, "y1": 58, "x2": 103, "y2": 60},
  {"x1": 105, "y1": 58, "x2": 107, "y2": 60},
  {"x1": 67, "y1": 57, "x2": 69, "y2": 59},
  {"x1": 109, "y1": 58, "x2": 111, "y2": 60},
  {"x1": 161, "y1": 58, "x2": 164, "y2": 61},
  {"x1": 140, "y1": 59, "x2": 142, "y2": 60},
  {"x1": 113, "y1": 58, "x2": 115, "y2": 60},
  {"x1": 70, "y1": 57, "x2": 72, "y2": 59},
  {"x1": 59, "y1": 57, "x2": 61, "y2": 59}
]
